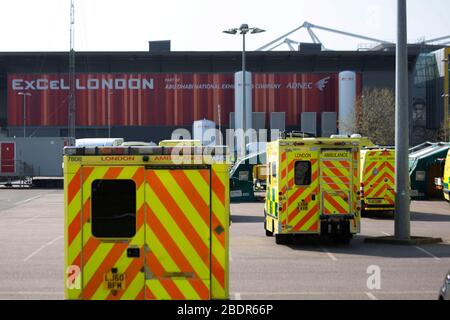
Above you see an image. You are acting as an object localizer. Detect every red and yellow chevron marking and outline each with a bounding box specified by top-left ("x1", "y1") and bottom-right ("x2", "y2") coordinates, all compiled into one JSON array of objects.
[
  {"x1": 208, "y1": 167, "x2": 229, "y2": 299},
  {"x1": 280, "y1": 152, "x2": 287, "y2": 226},
  {"x1": 352, "y1": 152, "x2": 359, "y2": 213},
  {"x1": 144, "y1": 168, "x2": 228, "y2": 300},
  {"x1": 280, "y1": 152, "x2": 287, "y2": 180},
  {"x1": 65, "y1": 162, "x2": 229, "y2": 300},
  {"x1": 82, "y1": 166, "x2": 145, "y2": 300},
  {"x1": 286, "y1": 159, "x2": 319, "y2": 232},
  {"x1": 65, "y1": 166, "x2": 147, "y2": 300},
  {"x1": 363, "y1": 159, "x2": 395, "y2": 206},
  {"x1": 321, "y1": 159, "x2": 351, "y2": 215}
]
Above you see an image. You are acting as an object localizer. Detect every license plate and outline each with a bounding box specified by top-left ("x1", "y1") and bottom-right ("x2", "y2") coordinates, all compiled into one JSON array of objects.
[
  {"x1": 367, "y1": 199, "x2": 383, "y2": 204},
  {"x1": 104, "y1": 272, "x2": 126, "y2": 291}
]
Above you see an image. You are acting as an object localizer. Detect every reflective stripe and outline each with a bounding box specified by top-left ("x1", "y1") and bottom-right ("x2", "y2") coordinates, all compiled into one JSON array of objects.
[
  {"x1": 288, "y1": 158, "x2": 319, "y2": 231},
  {"x1": 145, "y1": 169, "x2": 212, "y2": 300},
  {"x1": 65, "y1": 162, "x2": 229, "y2": 300},
  {"x1": 321, "y1": 159, "x2": 351, "y2": 215},
  {"x1": 363, "y1": 158, "x2": 395, "y2": 207}
]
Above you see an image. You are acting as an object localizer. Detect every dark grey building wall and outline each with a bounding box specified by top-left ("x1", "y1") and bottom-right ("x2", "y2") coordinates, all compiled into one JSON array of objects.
[{"x1": 0, "y1": 50, "x2": 421, "y2": 142}]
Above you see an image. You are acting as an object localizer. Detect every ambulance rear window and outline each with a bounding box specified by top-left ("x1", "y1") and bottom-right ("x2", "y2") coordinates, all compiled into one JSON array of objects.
[
  {"x1": 272, "y1": 163, "x2": 277, "y2": 179},
  {"x1": 295, "y1": 161, "x2": 311, "y2": 186},
  {"x1": 91, "y1": 180, "x2": 136, "y2": 238}
]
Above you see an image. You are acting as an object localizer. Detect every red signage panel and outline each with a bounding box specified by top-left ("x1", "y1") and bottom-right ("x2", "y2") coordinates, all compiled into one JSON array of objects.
[{"x1": 7, "y1": 73, "x2": 361, "y2": 127}]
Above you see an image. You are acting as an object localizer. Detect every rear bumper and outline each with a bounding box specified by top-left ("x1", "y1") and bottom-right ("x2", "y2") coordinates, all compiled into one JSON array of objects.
[
  {"x1": 320, "y1": 214, "x2": 355, "y2": 220},
  {"x1": 364, "y1": 204, "x2": 395, "y2": 211}
]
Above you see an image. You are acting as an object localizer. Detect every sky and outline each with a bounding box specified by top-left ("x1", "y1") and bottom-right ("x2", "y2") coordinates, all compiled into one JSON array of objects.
[{"x1": 0, "y1": 0, "x2": 449, "y2": 52}]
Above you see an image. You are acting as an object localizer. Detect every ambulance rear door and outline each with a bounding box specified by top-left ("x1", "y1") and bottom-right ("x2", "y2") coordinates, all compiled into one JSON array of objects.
[
  {"x1": 144, "y1": 165, "x2": 212, "y2": 300},
  {"x1": 320, "y1": 150, "x2": 353, "y2": 216},
  {"x1": 363, "y1": 150, "x2": 395, "y2": 207},
  {"x1": 80, "y1": 166, "x2": 146, "y2": 300},
  {"x1": 285, "y1": 149, "x2": 320, "y2": 233}
]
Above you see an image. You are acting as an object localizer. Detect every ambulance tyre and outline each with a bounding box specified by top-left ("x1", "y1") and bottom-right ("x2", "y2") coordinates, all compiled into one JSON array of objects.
[
  {"x1": 275, "y1": 234, "x2": 292, "y2": 245},
  {"x1": 361, "y1": 204, "x2": 367, "y2": 217}
]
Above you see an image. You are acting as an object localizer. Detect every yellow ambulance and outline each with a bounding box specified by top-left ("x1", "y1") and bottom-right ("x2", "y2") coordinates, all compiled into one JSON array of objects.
[
  {"x1": 64, "y1": 145, "x2": 229, "y2": 300},
  {"x1": 443, "y1": 150, "x2": 450, "y2": 201},
  {"x1": 360, "y1": 148, "x2": 396, "y2": 214},
  {"x1": 264, "y1": 134, "x2": 362, "y2": 244},
  {"x1": 159, "y1": 139, "x2": 202, "y2": 147}
]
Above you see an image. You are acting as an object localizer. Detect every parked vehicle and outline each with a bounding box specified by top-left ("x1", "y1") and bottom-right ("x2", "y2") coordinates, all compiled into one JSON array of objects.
[{"x1": 264, "y1": 133, "x2": 363, "y2": 244}]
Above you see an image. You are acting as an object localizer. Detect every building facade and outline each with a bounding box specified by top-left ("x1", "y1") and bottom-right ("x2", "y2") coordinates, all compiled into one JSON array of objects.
[{"x1": 0, "y1": 46, "x2": 447, "y2": 144}]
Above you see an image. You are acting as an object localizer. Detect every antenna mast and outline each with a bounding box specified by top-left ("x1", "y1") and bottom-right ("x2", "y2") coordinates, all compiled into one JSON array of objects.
[{"x1": 68, "y1": 0, "x2": 76, "y2": 143}]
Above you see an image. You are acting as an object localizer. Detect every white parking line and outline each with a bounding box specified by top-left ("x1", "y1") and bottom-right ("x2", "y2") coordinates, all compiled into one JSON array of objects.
[
  {"x1": 14, "y1": 195, "x2": 42, "y2": 206},
  {"x1": 415, "y1": 246, "x2": 441, "y2": 261},
  {"x1": 23, "y1": 235, "x2": 63, "y2": 262},
  {"x1": 365, "y1": 292, "x2": 378, "y2": 300},
  {"x1": 0, "y1": 291, "x2": 63, "y2": 296},
  {"x1": 320, "y1": 247, "x2": 338, "y2": 261},
  {"x1": 234, "y1": 290, "x2": 436, "y2": 296}
]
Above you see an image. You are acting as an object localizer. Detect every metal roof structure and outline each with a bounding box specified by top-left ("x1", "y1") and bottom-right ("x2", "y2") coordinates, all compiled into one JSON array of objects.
[{"x1": 257, "y1": 21, "x2": 449, "y2": 52}]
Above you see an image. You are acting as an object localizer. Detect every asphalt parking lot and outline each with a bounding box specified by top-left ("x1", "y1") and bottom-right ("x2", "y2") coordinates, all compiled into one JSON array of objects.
[{"x1": 0, "y1": 188, "x2": 449, "y2": 300}]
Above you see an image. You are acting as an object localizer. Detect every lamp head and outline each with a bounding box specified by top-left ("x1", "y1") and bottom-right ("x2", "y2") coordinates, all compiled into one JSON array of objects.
[
  {"x1": 251, "y1": 27, "x2": 266, "y2": 34},
  {"x1": 223, "y1": 28, "x2": 238, "y2": 35},
  {"x1": 239, "y1": 24, "x2": 249, "y2": 34}
]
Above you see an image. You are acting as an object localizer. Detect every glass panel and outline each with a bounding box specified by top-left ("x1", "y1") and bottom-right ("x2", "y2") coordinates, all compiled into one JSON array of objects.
[
  {"x1": 294, "y1": 161, "x2": 312, "y2": 186},
  {"x1": 91, "y1": 179, "x2": 136, "y2": 238}
]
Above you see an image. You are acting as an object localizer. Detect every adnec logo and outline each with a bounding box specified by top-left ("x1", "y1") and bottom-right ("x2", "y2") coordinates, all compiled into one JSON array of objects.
[
  {"x1": 315, "y1": 76, "x2": 331, "y2": 91},
  {"x1": 287, "y1": 76, "x2": 331, "y2": 91}
]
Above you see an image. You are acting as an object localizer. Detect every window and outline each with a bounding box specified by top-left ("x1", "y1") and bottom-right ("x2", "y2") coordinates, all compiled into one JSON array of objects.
[
  {"x1": 91, "y1": 179, "x2": 136, "y2": 238},
  {"x1": 272, "y1": 162, "x2": 277, "y2": 179},
  {"x1": 268, "y1": 163, "x2": 272, "y2": 184},
  {"x1": 294, "y1": 161, "x2": 311, "y2": 186}
]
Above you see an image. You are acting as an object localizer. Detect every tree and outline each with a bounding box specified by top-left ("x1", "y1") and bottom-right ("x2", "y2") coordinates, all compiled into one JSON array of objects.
[{"x1": 341, "y1": 88, "x2": 396, "y2": 146}]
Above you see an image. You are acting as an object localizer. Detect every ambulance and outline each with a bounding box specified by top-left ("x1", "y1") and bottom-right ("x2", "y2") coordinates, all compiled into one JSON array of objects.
[
  {"x1": 264, "y1": 134, "x2": 362, "y2": 244},
  {"x1": 442, "y1": 150, "x2": 450, "y2": 202},
  {"x1": 360, "y1": 148, "x2": 396, "y2": 214},
  {"x1": 159, "y1": 139, "x2": 202, "y2": 147},
  {"x1": 64, "y1": 144, "x2": 230, "y2": 300}
]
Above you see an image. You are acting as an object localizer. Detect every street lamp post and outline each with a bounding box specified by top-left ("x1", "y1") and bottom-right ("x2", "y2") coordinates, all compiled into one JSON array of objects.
[
  {"x1": 223, "y1": 24, "x2": 265, "y2": 156},
  {"x1": 18, "y1": 92, "x2": 32, "y2": 138},
  {"x1": 395, "y1": 0, "x2": 410, "y2": 241}
]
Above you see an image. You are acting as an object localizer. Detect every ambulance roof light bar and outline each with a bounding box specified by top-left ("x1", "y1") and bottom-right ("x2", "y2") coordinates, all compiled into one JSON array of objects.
[{"x1": 63, "y1": 146, "x2": 229, "y2": 156}]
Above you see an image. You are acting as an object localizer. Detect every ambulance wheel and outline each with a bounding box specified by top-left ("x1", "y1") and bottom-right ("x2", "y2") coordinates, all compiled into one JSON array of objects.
[
  {"x1": 361, "y1": 206, "x2": 367, "y2": 218},
  {"x1": 275, "y1": 234, "x2": 292, "y2": 245}
]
